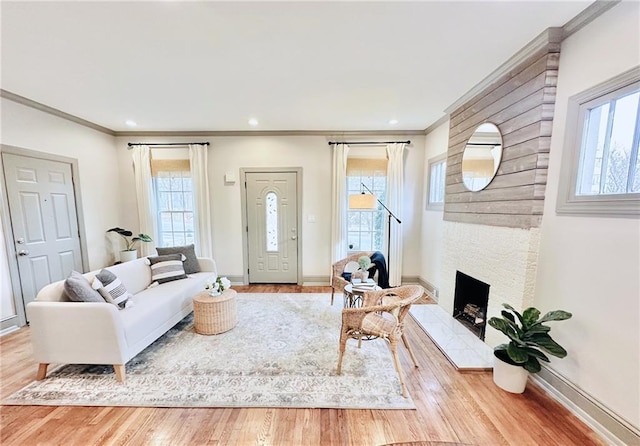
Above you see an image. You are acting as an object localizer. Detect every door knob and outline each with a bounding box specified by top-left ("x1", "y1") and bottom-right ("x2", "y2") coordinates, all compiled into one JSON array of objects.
[
  {"x1": 291, "y1": 236, "x2": 297, "y2": 240},
  {"x1": 18, "y1": 250, "x2": 29, "y2": 256}
]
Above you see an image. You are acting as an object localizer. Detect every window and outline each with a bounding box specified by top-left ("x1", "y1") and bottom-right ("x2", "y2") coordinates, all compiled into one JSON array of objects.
[
  {"x1": 265, "y1": 192, "x2": 278, "y2": 252},
  {"x1": 152, "y1": 158, "x2": 195, "y2": 247},
  {"x1": 346, "y1": 158, "x2": 387, "y2": 252},
  {"x1": 427, "y1": 153, "x2": 447, "y2": 210},
  {"x1": 557, "y1": 68, "x2": 640, "y2": 217}
]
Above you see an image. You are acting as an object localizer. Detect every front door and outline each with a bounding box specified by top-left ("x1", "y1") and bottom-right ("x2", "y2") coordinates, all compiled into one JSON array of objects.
[
  {"x1": 245, "y1": 171, "x2": 298, "y2": 283},
  {"x1": 2, "y1": 153, "x2": 83, "y2": 309}
]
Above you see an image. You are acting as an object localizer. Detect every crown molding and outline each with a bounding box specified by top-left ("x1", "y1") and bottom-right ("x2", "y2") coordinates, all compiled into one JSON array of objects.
[
  {"x1": 562, "y1": 0, "x2": 620, "y2": 40},
  {"x1": 441, "y1": 1, "x2": 619, "y2": 117},
  {"x1": 443, "y1": 27, "x2": 563, "y2": 115},
  {"x1": 1, "y1": 89, "x2": 115, "y2": 136},
  {"x1": 424, "y1": 114, "x2": 450, "y2": 136},
  {"x1": 114, "y1": 129, "x2": 426, "y2": 137}
]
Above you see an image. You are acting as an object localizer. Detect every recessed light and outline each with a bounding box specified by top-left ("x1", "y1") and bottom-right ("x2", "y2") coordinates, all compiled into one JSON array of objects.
[
  {"x1": 389, "y1": 119, "x2": 399, "y2": 125},
  {"x1": 248, "y1": 118, "x2": 259, "y2": 127},
  {"x1": 125, "y1": 120, "x2": 137, "y2": 127}
]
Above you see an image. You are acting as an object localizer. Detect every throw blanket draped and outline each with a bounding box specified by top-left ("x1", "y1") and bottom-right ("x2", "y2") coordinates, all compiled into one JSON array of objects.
[{"x1": 369, "y1": 251, "x2": 390, "y2": 289}]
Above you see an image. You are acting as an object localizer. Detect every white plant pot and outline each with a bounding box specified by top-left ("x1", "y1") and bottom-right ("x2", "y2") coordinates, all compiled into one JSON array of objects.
[
  {"x1": 120, "y1": 250, "x2": 138, "y2": 263},
  {"x1": 493, "y1": 354, "x2": 529, "y2": 393}
]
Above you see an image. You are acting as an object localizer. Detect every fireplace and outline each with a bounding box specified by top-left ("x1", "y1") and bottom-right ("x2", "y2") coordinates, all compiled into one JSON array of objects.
[{"x1": 453, "y1": 271, "x2": 490, "y2": 340}]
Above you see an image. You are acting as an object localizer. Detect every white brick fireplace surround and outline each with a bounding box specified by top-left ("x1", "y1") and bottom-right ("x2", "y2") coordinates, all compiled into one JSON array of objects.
[{"x1": 411, "y1": 220, "x2": 542, "y2": 369}]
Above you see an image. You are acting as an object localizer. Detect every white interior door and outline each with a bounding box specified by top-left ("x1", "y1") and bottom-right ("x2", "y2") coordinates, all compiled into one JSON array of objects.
[
  {"x1": 2, "y1": 153, "x2": 83, "y2": 308},
  {"x1": 246, "y1": 171, "x2": 298, "y2": 283}
]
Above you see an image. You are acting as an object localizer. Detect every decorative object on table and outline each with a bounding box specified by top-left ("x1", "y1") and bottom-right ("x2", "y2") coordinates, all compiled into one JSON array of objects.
[
  {"x1": 107, "y1": 227, "x2": 152, "y2": 262},
  {"x1": 488, "y1": 303, "x2": 572, "y2": 393},
  {"x1": 330, "y1": 253, "x2": 374, "y2": 306},
  {"x1": 348, "y1": 182, "x2": 401, "y2": 285},
  {"x1": 204, "y1": 276, "x2": 231, "y2": 296},
  {"x1": 353, "y1": 255, "x2": 372, "y2": 281}
]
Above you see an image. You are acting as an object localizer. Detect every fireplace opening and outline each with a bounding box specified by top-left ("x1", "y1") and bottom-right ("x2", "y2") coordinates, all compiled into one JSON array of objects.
[{"x1": 453, "y1": 271, "x2": 490, "y2": 340}]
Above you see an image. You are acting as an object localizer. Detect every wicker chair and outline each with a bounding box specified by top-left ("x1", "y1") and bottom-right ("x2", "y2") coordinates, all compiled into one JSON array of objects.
[
  {"x1": 336, "y1": 285, "x2": 423, "y2": 398},
  {"x1": 330, "y1": 251, "x2": 374, "y2": 305}
]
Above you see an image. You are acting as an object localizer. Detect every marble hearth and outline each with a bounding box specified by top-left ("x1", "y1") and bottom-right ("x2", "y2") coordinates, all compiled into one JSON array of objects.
[{"x1": 410, "y1": 304, "x2": 493, "y2": 370}]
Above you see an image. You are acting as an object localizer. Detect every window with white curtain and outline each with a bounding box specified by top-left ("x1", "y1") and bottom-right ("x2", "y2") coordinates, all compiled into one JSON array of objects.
[
  {"x1": 151, "y1": 158, "x2": 195, "y2": 247},
  {"x1": 427, "y1": 153, "x2": 447, "y2": 210},
  {"x1": 346, "y1": 158, "x2": 387, "y2": 253},
  {"x1": 557, "y1": 68, "x2": 640, "y2": 216}
]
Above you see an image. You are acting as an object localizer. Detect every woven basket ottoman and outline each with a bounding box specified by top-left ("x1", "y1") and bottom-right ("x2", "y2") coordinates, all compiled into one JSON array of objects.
[{"x1": 193, "y1": 288, "x2": 237, "y2": 335}]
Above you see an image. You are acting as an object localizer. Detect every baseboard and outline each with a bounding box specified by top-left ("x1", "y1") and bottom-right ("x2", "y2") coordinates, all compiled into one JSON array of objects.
[
  {"x1": 302, "y1": 275, "x2": 330, "y2": 285},
  {"x1": 0, "y1": 316, "x2": 20, "y2": 337},
  {"x1": 417, "y1": 277, "x2": 439, "y2": 301},
  {"x1": 226, "y1": 275, "x2": 245, "y2": 286},
  {"x1": 532, "y1": 366, "x2": 639, "y2": 446}
]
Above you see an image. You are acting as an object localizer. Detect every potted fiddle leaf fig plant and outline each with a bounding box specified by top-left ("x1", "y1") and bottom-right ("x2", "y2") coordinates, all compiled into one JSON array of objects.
[
  {"x1": 107, "y1": 227, "x2": 152, "y2": 262},
  {"x1": 488, "y1": 303, "x2": 572, "y2": 393}
]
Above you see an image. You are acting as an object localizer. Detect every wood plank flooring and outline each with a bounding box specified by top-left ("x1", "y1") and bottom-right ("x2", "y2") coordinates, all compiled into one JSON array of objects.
[{"x1": 0, "y1": 286, "x2": 606, "y2": 446}]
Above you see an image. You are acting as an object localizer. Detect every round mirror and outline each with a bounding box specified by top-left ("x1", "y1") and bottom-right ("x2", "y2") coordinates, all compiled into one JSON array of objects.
[{"x1": 461, "y1": 123, "x2": 503, "y2": 191}]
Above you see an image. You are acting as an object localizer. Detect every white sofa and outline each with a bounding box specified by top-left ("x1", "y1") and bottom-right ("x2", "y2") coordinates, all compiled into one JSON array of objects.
[{"x1": 26, "y1": 256, "x2": 217, "y2": 382}]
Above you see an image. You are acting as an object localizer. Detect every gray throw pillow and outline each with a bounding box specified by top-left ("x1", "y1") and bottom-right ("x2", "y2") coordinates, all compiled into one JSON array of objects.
[
  {"x1": 156, "y1": 244, "x2": 200, "y2": 274},
  {"x1": 147, "y1": 254, "x2": 188, "y2": 284},
  {"x1": 94, "y1": 269, "x2": 133, "y2": 309},
  {"x1": 64, "y1": 271, "x2": 105, "y2": 303}
]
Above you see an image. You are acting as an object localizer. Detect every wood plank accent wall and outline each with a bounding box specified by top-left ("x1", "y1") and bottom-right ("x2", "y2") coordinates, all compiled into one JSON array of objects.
[{"x1": 444, "y1": 31, "x2": 561, "y2": 229}]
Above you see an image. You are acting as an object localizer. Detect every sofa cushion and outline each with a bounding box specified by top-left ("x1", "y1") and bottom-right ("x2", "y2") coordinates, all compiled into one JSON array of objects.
[
  {"x1": 105, "y1": 257, "x2": 152, "y2": 295},
  {"x1": 94, "y1": 269, "x2": 133, "y2": 309},
  {"x1": 147, "y1": 254, "x2": 187, "y2": 284},
  {"x1": 120, "y1": 272, "x2": 213, "y2": 349},
  {"x1": 64, "y1": 271, "x2": 104, "y2": 303},
  {"x1": 156, "y1": 244, "x2": 200, "y2": 274}
]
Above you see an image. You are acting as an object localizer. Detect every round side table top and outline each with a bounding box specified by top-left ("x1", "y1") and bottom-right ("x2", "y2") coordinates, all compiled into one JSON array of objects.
[
  {"x1": 194, "y1": 288, "x2": 237, "y2": 303},
  {"x1": 344, "y1": 283, "x2": 382, "y2": 295}
]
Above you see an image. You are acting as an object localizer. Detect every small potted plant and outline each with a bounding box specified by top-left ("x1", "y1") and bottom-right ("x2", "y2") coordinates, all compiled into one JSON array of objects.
[
  {"x1": 488, "y1": 303, "x2": 572, "y2": 393},
  {"x1": 204, "y1": 276, "x2": 231, "y2": 296},
  {"x1": 107, "y1": 227, "x2": 153, "y2": 262},
  {"x1": 355, "y1": 255, "x2": 372, "y2": 281}
]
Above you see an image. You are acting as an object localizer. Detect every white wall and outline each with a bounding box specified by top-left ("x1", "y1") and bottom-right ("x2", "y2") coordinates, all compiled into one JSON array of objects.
[
  {"x1": 115, "y1": 135, "x2": 424, "y2": 280},
  {"x1": 534, "y1": 2, "x2": 640, "y2": 428},
  {"x1": 1, "y1": 99, "x2": 120, "y2": 270},
  {"x1": 420, "y1": 120, "x2": 449, "y2": 292}
]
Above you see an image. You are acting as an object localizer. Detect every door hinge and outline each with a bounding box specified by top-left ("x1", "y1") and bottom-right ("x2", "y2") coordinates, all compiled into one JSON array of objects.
[{"x1": 246, "y1": 226, "x2": 248, "y2": 232}]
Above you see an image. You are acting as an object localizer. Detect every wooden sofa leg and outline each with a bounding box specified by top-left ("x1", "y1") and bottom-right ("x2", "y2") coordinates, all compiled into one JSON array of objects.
[
  {"x1": 114, "y1": 364, "x2": 126, "y2": 383},
  {"x1": 36, "y1": 363, "x2": 49, "y2": 380}
]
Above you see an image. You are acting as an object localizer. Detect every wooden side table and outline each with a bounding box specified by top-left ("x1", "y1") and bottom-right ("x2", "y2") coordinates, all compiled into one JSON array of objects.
[{"x1": 193, "y1": 289, "x2": 237, "y2": 335}]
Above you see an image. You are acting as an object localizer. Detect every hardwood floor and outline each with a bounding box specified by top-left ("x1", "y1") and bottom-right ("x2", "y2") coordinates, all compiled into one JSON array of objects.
[{"x1": 0, "y1": 286, "x2": 606, "y2": 446}]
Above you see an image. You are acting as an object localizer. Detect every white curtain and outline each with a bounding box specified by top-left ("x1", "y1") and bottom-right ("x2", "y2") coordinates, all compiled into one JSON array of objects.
[
  {"x1": 189, "y1": 144, "x2": 213, "y2": 258},
  {"x1": 330, "y1": 143, "x2": 350, "y2": 262},
  {"x1": 386, "y1": 142, "x2": 406, "y2": 286},
  {"x1": 131, "y1": 144, "x2": 157, "y2": 256}
]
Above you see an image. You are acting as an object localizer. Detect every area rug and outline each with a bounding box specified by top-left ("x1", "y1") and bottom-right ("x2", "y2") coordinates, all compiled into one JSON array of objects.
[{"x1": 4, "y1": 293, "x2": 415, "y2": 409}]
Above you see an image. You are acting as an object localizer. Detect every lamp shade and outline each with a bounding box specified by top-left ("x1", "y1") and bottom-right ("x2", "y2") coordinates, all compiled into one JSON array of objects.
[{"x1": 349, "y1": 193, "x2": 377, "y2": 209}]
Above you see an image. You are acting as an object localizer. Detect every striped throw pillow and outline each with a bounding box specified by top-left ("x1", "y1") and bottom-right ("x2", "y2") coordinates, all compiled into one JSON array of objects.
[
  {"x1": 93, "y1": 269, "x2": 133, "y2": 309},
  {"x1": 147, "y1": 254, "x2": 187, "y2": 284}
]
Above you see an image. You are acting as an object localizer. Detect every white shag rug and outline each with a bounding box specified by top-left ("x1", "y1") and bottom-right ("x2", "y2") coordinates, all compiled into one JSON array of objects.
[{"x1": 5, "y1": 293, "x2": 415, "y2": 409}]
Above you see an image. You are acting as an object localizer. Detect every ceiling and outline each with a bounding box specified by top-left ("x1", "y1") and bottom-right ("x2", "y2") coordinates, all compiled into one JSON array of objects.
[{"x1": 1, "y1": 1, "x2": 592, "y2": 133}]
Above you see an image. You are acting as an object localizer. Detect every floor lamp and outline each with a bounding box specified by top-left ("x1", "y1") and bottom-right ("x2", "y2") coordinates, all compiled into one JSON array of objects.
[{"x1": 348, "y1": 182, "x2": 401, "y2": 283}]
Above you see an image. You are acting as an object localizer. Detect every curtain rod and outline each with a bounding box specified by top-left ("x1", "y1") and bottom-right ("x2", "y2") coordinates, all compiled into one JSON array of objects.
[
  {"x1": 327, "y1": 140, "x2": 410, "y2": 146},
  {"x1": 127, "y1": 142, "x2": 210, "y2": 148}
]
